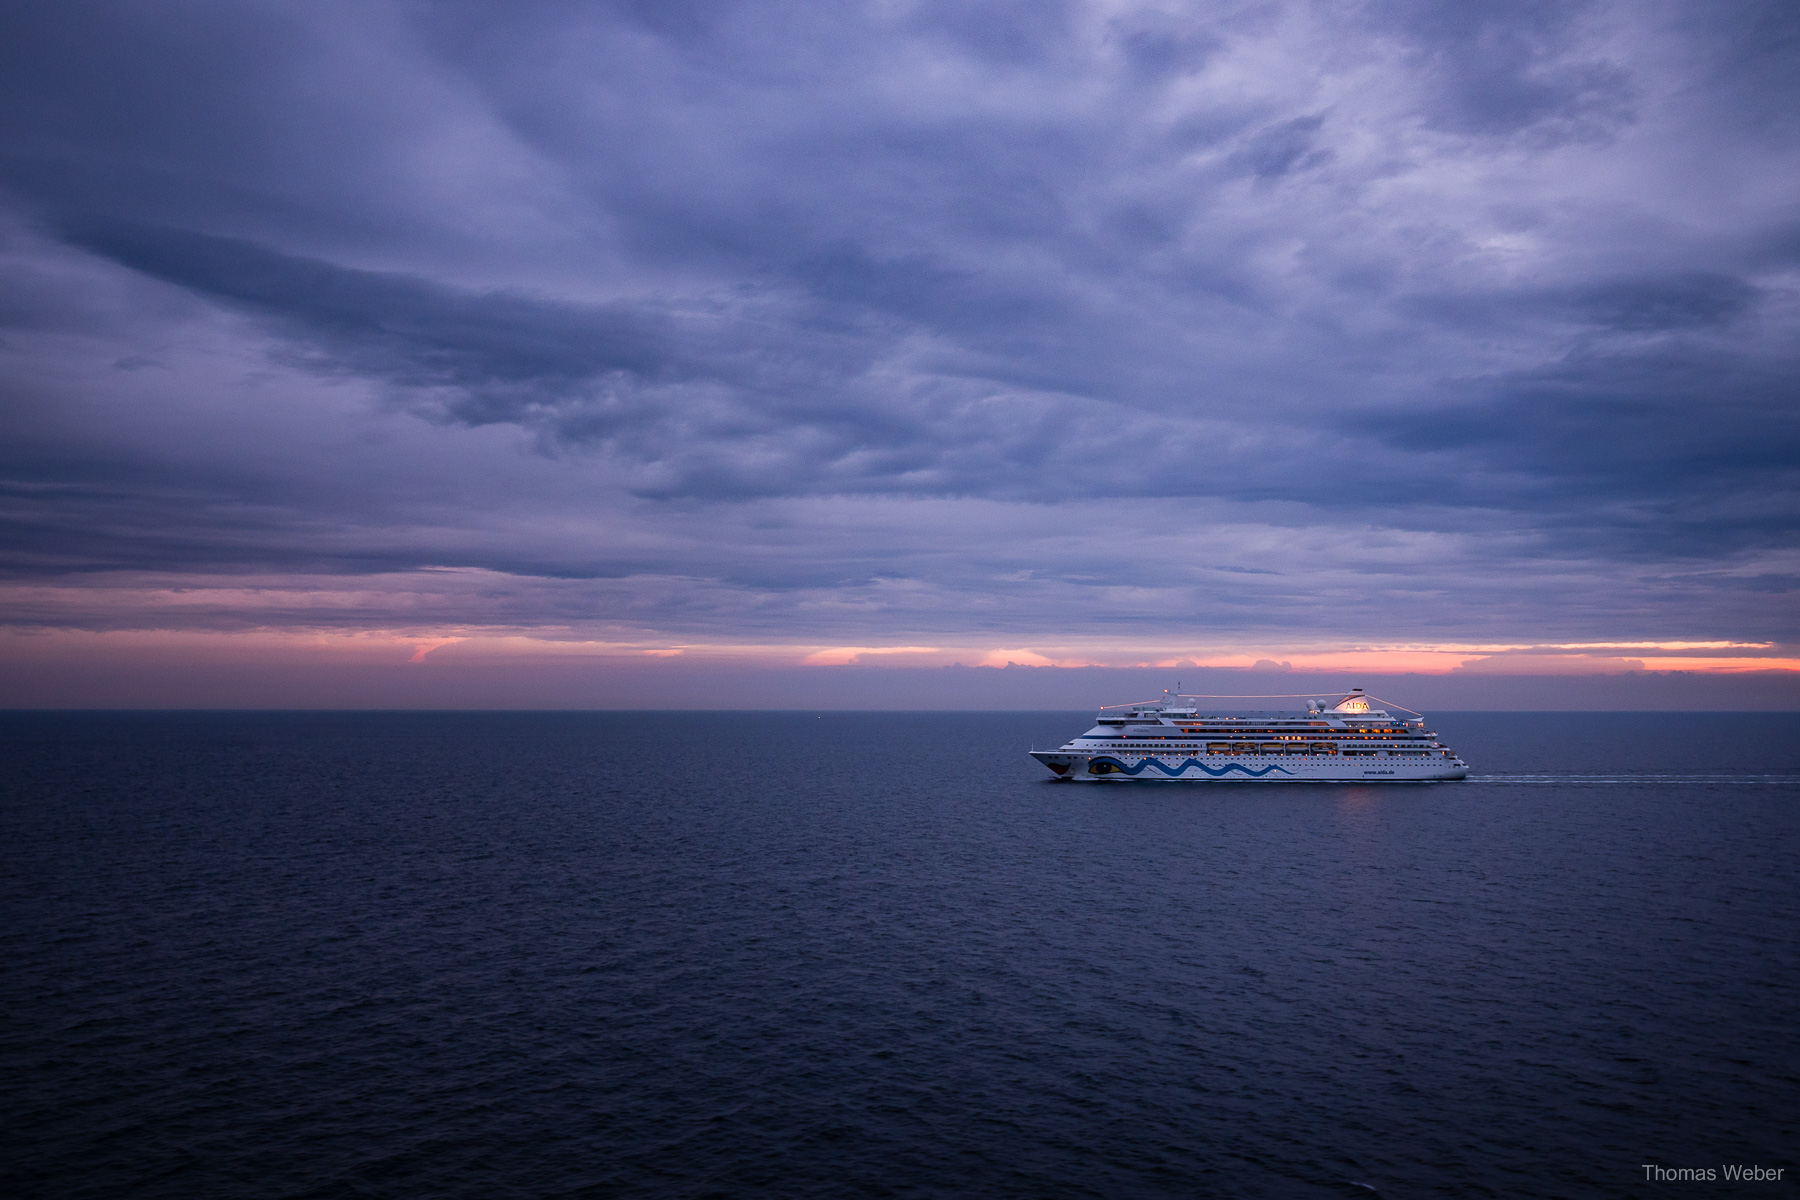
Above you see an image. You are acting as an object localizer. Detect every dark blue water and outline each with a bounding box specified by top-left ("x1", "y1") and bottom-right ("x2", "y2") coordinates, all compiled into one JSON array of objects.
[{"x1": 2, "y1": 712, "x2": 1796, "y2": 1199}]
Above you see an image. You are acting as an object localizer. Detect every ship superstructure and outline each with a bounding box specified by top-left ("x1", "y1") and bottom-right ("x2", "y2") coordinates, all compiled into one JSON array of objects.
[{"x1": 1030, "y1": 690, "x2": 1468, "y2": 782}]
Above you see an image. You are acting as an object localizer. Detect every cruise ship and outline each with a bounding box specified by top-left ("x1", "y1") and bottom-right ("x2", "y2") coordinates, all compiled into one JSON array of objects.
[{"x1": 1030, "y1": 690, "x2": 1468, "y2": 782}]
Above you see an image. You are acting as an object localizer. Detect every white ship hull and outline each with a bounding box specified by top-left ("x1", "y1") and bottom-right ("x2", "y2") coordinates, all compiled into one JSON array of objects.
[
  {"x1": 1031, "y1": 750, "x2": 1467, "y2": 782},
  {"x1": 1031, "y1": 691, "x2": 1470, "y2": 782}
]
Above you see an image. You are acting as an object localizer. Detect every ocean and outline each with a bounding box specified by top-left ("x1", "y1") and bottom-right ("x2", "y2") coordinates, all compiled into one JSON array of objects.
[{"x1": 2, "y1": 711, "x2": 1796, "y2": 1198}]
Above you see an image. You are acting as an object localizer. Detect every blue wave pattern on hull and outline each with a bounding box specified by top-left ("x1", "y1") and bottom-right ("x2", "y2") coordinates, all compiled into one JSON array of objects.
[{"x1": 1091, "y1": 757, "x2": 1293, "y2": 778}]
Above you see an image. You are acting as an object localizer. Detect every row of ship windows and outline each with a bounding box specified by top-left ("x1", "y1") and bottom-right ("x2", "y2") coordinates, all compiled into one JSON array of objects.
[
  {"x1": 1094, "y1": 737, "x2": 1432, "y2": 744},
  {"x1": 1087, "y1": 737, "x2": 1425, "y2": 744},
  {"x1": 1106, "y1": 721, "x2": 1360, "y2": 728},
  {"x1": 1108, "y1": 725, "x2": 1409, "y2": 732},
  {"x1": 1104, "y1": 731, "x2": 1423, "y2": 739}
]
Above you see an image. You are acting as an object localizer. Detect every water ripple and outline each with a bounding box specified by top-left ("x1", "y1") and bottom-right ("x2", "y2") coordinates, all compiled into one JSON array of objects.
[{"x1": 2, "y1": 711, "x2": 1796, "y2": 1199}]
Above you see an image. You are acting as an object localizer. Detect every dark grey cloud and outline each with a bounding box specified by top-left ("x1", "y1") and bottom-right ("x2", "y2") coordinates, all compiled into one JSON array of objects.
[
  {"x1": 1228, "y1": 114, "x2": 1332, "y2": 180},
  {"x1": 1563, "y1": 272, "x2": 1760, "y2": 331},
  {"x1": 63, "y1": 222, "x2": 676, "y2": 388},
  {"x1": 1389, "y1": 346, "x2": 1799, "y2": 533},
  {"x1": 2, "y1": 0, "x2": 1799, "y2": 649},
  {"x1": 1372, "y1": 0, "x2": 1636, "y2": 141},
  {"x1": 1405, "y1": 271, "x2": 1763, "y2": 334}
]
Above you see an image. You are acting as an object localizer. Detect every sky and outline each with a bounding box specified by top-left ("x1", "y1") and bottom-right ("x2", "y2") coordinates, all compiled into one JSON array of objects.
[{"x1": 2, "y1": 0, "x2": 1798, "y2": 708}]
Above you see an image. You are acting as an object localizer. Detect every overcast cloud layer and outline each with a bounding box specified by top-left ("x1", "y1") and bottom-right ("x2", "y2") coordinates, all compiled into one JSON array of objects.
[{"x1": 2, "y1": 0, "x2": 1798, "y2": 662}]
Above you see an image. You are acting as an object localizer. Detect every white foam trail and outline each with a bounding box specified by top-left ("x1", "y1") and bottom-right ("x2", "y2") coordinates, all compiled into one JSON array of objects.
[{"x1": 1467, "y1": 773, "x2": 1799, "y2": 785}]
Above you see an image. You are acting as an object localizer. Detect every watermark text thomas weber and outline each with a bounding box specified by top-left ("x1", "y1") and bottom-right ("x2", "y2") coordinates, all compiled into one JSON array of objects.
[{"x1": 1643, "y1": 1165, "x2": 1786, "y2": 1183}]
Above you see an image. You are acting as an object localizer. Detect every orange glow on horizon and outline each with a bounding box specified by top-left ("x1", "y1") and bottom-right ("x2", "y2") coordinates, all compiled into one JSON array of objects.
[{"x1": 2, "y1": 628, "x2": 1796, "y2": 676}]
